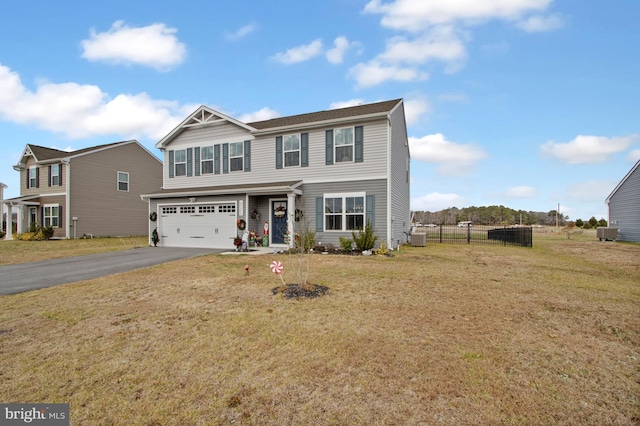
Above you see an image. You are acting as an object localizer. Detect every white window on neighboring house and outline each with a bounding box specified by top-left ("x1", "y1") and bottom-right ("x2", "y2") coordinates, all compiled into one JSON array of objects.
[
  {"x1": 174, "y1": 149, "x2": 187, "y2": 176},
  {"x1": 201, "y1": 146, "x2": 214, "y2": 174},
  {"x1": 118, "y1": 172, "x2": 129, "y2": 192},
  {"x1": 28, "y1": 167, "x2": 38, "y2": 188},
  {"x1": 283, "y1": 134, "x2": 300, "y2": 167},
  {"x1": 44, "y1": 204, "x2": 60, "y2": 228},
  {"x1": 324, "y1": 192, "x2": 365, "y2": 231},
  {"x1": 229, "y1": 142, "x2": 243, "y2": 172},
  {"x1": 334, "y1": 127, "x2": 354, "y2": 163}
]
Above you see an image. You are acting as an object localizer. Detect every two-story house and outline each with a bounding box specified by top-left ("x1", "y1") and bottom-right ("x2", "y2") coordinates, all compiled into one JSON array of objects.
[
  {"x1": 142, "y1": 99, "x2": 411, "y2": 250},
  {"x1": 605, "y1": 158, "x2": 640, "y2": 242},
  {"x1": 3, "y1": 140, "x2": 162, "y2": 239}
]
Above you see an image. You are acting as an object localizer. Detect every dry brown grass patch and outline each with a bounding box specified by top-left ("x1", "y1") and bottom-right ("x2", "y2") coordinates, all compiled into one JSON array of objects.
[{"x1": 0, "y1": 234, "x2": 638, "y2": 424}]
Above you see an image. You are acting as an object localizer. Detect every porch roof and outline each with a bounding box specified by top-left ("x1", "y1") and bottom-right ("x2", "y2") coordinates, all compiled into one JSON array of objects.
[{"x1": 141, "y1": 180, "x2": 303, "y2": 200}]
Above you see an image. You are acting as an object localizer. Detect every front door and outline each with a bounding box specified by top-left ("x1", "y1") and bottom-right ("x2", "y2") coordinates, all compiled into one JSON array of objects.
[
  {"x1": 271, "y1": 200, "x2": 288, "y2": 245},
  {"x1": 29, "y1": 208, "x2": 37, "y2": 229}
]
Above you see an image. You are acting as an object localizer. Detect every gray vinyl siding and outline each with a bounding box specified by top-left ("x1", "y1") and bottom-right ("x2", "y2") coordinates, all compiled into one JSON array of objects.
[
  {"x1": 299, "y1": 179, "x2": 387, "y2": 248},
  {"x1": 388, "y1": 104, "x2": 411, "y2": 247},
  {"x1": 20, "y1": 158, "x2": 67, "y2": 197},
  {"x1": 161, "y1": 120, "x2": 390, "y2": 190},
  {"x1": 71, "y1": 142, "x2": 162, "y2": 237},
  {"x1": 608, "y1": 164, "x2": 640, "y2": 243}
]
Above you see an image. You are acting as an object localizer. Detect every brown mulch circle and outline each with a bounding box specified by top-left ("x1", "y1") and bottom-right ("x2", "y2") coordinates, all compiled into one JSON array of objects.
[{"x1": 271, "y1": 283, "x2": 330, "y2": 299}]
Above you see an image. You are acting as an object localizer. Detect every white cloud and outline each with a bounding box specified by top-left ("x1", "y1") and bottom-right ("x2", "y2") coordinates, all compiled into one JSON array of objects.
[
  {"x1": 403, "y1": 98, "x2": 430, "y2": 125},
  {"x1": 349, "y1": 61, "x2": 427, "y2": 88},
  {"x1": 565, "y1": 180, "x2": 618, "y2": 202},
  {"x1": 627, "y1": 149, "x2": 640, "y2": 163},
  {"x1": 239, "y1": 107, "x2": 281, "y2": 123},
  {"x1": 271, "y1": 39, "x2": 324, "y2": 64},
  {"x1": 225, "y1": 24, "x2": 256, "y2": 40},
  {"x1": 540, "y1": 134, "x2": 639, "y2": 164},
  {"x1": 517, "y1": 14, "x2": 563, "y2": 32},
  {"x1": 364, "y1": 0, "x2": 554, "y2": 31},
  {"x1": 411, "y1": 192, "x2": 465, "y2": 211},
  {"x1": 0, "y1": 63, "x2": 188, "y2": 140},
  {"x1": 504, "y1": 186, "x2": 538, "y2": 198},
  {"x1": 81, "y1": 21, "x2": 187, "y2": 71},
  {"x1": 409, "y1": 133, "x2": 487, "y2": 176},
  {"x1": 329, "y1": 99, "x2": 366, "y2": 109},
  {"x1": 379, "y1": 26, "x2": 467, "y2": 66},
  {"x1": 326, "y1": 36, "x2": 353, "y2": 64}
]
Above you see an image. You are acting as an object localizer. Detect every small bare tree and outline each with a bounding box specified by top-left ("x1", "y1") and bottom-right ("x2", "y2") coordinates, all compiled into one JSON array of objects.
[{"x1": 285, "y1": 202, "x2": 315, "y2": 288}]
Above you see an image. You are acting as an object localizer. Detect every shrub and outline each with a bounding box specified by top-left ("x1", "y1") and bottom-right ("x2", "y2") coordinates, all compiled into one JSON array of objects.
[
  {"x1": 16, "y1": 225, "x2": 54, "y2": 241},
  {"x1": 352, "y1": 220, "x2": 378, "y2": 251},
  {"x1": 339, "y1": 236, "x2": 353, "y2": 252},
  {"x1": 0, "y1": 230, "x2": 5, "y2": 239}
]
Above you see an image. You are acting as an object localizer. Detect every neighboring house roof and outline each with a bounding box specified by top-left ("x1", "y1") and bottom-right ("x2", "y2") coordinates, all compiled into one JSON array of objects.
[
  {"x1": 156, "y1": 99, "x2": 404, "y2": 148},
  {"x1": 605, "y1": 158, "x2": 640, "y2": 204},
  {"x1": 14, "y1": 140, "x2": 158, "y2": 169}
]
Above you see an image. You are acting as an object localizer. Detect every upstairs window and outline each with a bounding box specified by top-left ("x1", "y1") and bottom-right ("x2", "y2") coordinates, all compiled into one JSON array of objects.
[
  {"x1": 174, "y1": 150, "x2": 186, "y2": 176},
  {"x1": 117, "y1": 172, "x2": 129, "y2": 192},
  {"x1": 50, "y1": 165, "x2": 60, "y2": 186},
  {"x1": 335, "y1": 128, "x2": 354, "y2": 163},
  {"x1": 201, "y1": 146, "x2": 214, "y2": 174},
  {"x1": 284, "y1": 134, "x2": 300, "y2": 167},
  {"x1": 229, "y1": 142, "x2": 243, "y2": 172},
  {"x1": 28, "y1": 167, "x2": 38, "y2": 188}
]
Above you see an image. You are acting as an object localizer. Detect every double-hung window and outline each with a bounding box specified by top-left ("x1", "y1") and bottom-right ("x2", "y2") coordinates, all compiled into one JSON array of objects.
[
  {"x1": 50, "y1": 165, "x2": 60, "y2": 186},
  {"x1": 44, "y1": 204, "x2": 60, "y2": 228},
  {"x1": 117, "y1": 172, "x2": 129, "y2": 192},
  {"x1": 174, "y1": 150, "x2": 187, "y2": 176},
  {"x1": 283, "y1": 134, "x2": 300, "y2": 167},
  {"x1": 324, "y1": 193, "x2": 365, "y2": 231},
  {"x1": 335, "y1": 128, "x2": 354, "y2": 163},
  {"x1": 201, "y1": 146, "x2": 214, "y2": 174},
  {"x1": 28, "y1": 167, "x2": 38, "y2": 188},
  {"x1": 229, "y1": 142, "x2": 243, "y2": 172}
]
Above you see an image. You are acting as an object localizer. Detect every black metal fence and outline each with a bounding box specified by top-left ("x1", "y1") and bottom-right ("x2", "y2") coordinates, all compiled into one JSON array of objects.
[{"x1": 412, "y1": 225, "x2": 533, "y2": 247}]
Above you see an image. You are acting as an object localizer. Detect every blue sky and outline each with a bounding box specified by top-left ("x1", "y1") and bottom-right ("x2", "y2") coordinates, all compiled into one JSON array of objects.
[{"x1": 1, "y1": 0, "x2": 638, "y2": 222}]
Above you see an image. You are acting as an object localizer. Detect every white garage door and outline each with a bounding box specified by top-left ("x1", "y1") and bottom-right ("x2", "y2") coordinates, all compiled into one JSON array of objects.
[{"x1": 158, "y1": 203, "x2": 237, "y2": 248}]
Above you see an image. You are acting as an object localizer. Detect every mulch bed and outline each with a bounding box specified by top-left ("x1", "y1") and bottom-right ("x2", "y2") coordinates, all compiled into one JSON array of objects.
[{"x1": 271, "y1": 283, "x2": 330, "y2": 299}]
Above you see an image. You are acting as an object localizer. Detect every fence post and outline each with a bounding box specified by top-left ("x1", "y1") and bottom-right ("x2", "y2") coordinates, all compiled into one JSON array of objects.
[{"x1": 467, "y1": 224, "x2": 471, "y2": 244}]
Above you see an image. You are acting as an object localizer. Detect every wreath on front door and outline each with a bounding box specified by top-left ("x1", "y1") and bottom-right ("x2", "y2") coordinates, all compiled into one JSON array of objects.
[{"x1": 274, "y1": 205, "x2": 286, "y2": 218}]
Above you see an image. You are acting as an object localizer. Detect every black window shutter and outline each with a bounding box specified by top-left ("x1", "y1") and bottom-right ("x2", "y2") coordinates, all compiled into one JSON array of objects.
[
  {"x1": 26, "y1": 168, "x2": 30, "y2": 189},
  {"x1": 214, "y1": 144, "x2": 220, "y2": 174},
  {"x1": 186, "y1": 148, "x2": 193, "y2": 177},
  {"x1": 58, "y1": 164, "x2": 63, "y2": 186},
  {"x1": 355, "y1": 126, "x2": 364, "y2": 163},
  {"x1": 48, "y1": 165, "x2": 52, "y2": 187},
  {"x1": 366, "y1": 195, "x2": 375, "y2": 227},
  {"x1": 168, "y1": 150, "x2": 175, "y2": 178},
  {"x1": 222, "y1": 143, "x2": 229, "y2": 174},
  {"x1": 316, "y1": 197, "x2": 324, "y2": 232},
  {"x1": 35, "y1": 167, "x2": 40, "y2": 188},
  {"x1": 194, "y1": 147, "x2": 200, "y2": 176},
  {"x1": 275, "y1": 136, "x2": 283, "y2": 169},
  {"x1": 301, "y1": 133, "x2": 309, "y2": 167},
  {"x1": 58, "y1": 205, "x2": 62, "y2": 228},
  {"x1": 325, "y1": 130, "x2": 334, "y2": 165},
  {"x1": 244, "y1": 140, "x2": 251, "y2": 172}
]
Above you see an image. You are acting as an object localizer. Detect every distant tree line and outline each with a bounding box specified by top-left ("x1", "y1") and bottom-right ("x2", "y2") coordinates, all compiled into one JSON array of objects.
[{"x1": 413, "y1": 205, "x2": 607, "y2": 228}]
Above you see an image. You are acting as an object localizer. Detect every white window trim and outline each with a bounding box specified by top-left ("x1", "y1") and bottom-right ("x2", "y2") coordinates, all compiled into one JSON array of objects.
[
  {"x1": 201, "y1": 146, "x2": 214, "y2": 174},
  {"x1": 43, "y1": 203, "x2": 60, "y2": 228},
  {"x1": 50, "y1": 166, "x2": 60, "y2": 186},
  {"x1": 174, "y1": 149, "x2": 187, "y2": 176},
  {"x1": 323, "y1": 192, "x2": 366, "y2": 232},
  {"x1": 28, "y1": 166, "x2": 37, "y2": 188},
  {"x1": 229, "y1": 142, "x2": 244, "y2": 172},
  {"x1": 117, "y1": 171, "x2": 129, "y2": 192},
  {"x1": 334, "y1": 127, "x2": 355, "y2": 163},
  {"x1": 283, "y1": 134, "x2": 300, "y2": 168}
]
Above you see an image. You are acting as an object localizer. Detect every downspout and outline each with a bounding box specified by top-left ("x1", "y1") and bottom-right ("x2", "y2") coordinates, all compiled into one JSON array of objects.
[
  {"x1": 386, "y1": 117, "x2": 392, "y2": 249},
  {"x1": 61, "y1": 159, "x2": 71, "y2": 239}
]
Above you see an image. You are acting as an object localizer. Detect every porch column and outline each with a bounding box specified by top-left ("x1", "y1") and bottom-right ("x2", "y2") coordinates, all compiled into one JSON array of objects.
[
  {"x1": 287, "y1": 193, "x2": 296, "y2": 248},
  {"x1": 2, "y1": 201, "x2": 11, "y2": 240}
]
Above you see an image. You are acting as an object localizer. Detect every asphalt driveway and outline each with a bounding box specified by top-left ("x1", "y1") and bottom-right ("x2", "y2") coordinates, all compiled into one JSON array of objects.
[{"x1": 0, "y1": 247, "x2": 223, "y2": 295}]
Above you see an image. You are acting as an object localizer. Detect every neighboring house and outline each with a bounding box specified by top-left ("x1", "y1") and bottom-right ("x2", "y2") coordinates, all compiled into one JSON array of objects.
[
  {"x1": 0, "y1": 182, "x2": 7, "y2": 235},
  {"x1": 142, "y1": 99, "x2": 411, "y2": 250},
  {"x1": 2, "y1": 141, "x2": 162, "y2": 240},
  {"x1": 605, "y1": 158, "x2": 640, "y2": 243}
]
